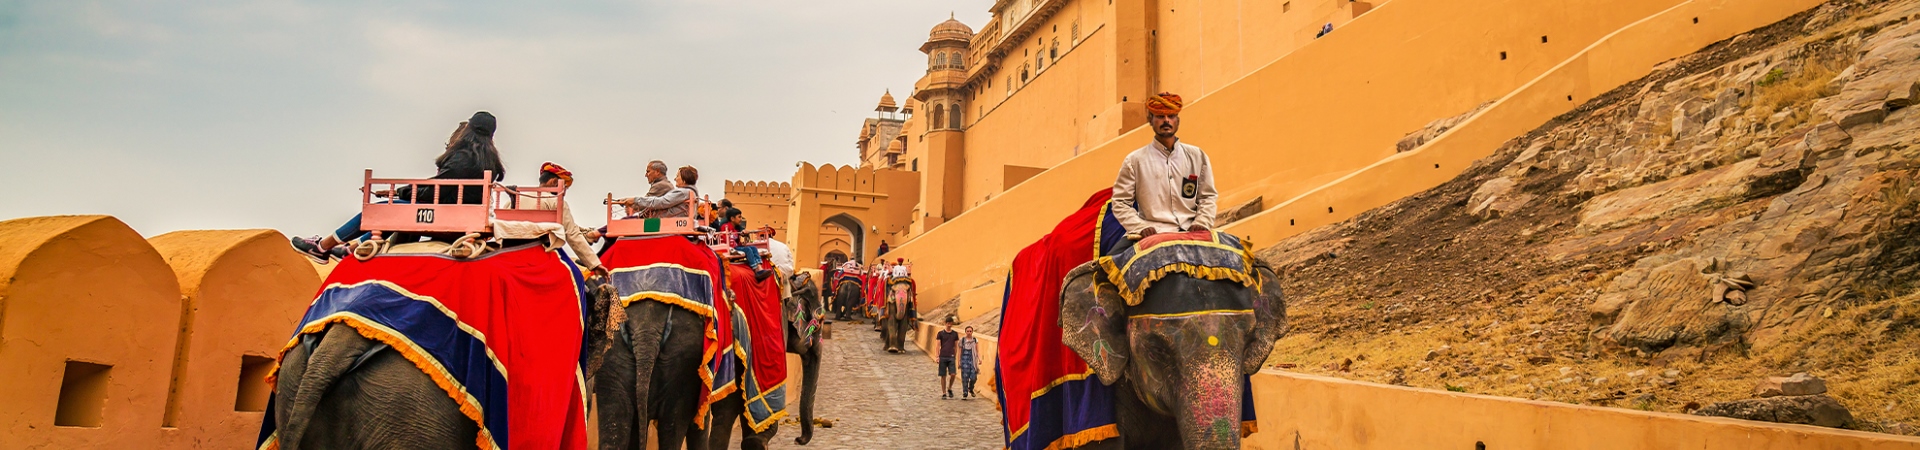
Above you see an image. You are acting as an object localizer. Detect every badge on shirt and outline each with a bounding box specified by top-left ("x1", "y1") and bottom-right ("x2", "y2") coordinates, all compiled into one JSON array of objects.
[{"x1": 1182, "y1": 175, "x2": 1199, "y2": 199}]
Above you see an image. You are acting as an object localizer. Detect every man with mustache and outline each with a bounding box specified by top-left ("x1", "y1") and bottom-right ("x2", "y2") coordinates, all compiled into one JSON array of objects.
[{"x1": 1111, "y1": 92, "x2": 1217, "y2": 244}]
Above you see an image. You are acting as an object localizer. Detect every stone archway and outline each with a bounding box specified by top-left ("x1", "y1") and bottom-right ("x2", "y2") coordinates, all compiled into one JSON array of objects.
[
  {"x1": 822, "y1": 213, "x2": 866, "y2": 263},
  {"x1": 824, "y1": 250, "x2": 848, "y2": 270}
]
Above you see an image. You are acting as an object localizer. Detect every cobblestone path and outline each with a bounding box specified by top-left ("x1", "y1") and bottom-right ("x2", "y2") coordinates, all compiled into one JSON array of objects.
[{"x1": 765, "y1": 327, "x2": 1003, "y2": 450}]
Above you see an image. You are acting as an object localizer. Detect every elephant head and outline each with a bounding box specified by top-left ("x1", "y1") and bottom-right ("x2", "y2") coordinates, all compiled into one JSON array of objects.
[{"x1": 1059, "y1": 260, "x2": 1287, "y2": 449}]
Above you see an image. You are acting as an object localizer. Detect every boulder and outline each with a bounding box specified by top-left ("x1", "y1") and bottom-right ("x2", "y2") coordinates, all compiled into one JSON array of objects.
[
  {"x1": 1692, "y1": 394, "x2": 1853, "y2": 428},
  {"x1": 1836, "y1": 100, "x2": 1888, "y2": 130},
  {"x1": 1754, "y1": 372, "x2": 1827, "y2": 397},
  {"x1": 1884, "y1": 81, "x2": 1918, "y2": 110}
]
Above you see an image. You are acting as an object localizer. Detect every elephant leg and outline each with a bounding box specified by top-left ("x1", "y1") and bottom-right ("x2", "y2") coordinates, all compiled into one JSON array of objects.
[
  {"x1": 705, "y1": 392, "x2": 743, "y2": 450},
  {"x1": 739, "y1": 420, "x2": 774, "y2": 450},
  {"x1": 596, "y1": 322, "x2": 640, "y2": 450}
]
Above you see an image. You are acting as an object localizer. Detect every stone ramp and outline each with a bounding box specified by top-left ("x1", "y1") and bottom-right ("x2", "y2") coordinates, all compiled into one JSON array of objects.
[{"x1": 763, "y1": 328, "x2": 1001, "y2": 449}]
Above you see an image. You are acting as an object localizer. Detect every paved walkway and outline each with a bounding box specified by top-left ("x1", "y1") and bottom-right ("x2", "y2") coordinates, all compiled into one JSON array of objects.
[{"x1": 766, "y1": 326, "x2": 1003, "y2": 449}]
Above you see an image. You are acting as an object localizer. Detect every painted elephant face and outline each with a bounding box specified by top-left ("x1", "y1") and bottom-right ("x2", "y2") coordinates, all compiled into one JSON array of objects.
[{"x1": 1058, "y1": 261, "x2": 1288, "y2": 448}]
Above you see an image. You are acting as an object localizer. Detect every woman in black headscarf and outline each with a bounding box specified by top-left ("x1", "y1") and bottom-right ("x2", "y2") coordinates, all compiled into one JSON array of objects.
[{"x1": 290, "y1": 111, "x2": 507, "y2": 261}]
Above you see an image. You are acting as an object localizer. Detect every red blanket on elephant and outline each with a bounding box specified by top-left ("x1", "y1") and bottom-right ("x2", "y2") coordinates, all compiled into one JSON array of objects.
[
  {"x1": 724, "y1": 262, "x2": 789, "y2": 431},
  {"x1": 997, "y1": 189, "x2": 1122, "y2": 450},
  {"x1": 261, "y1": 243, "x2": 591, "y2": 450},
  {"x1": 599, "y1": 236, "x2": 737, "y2": 427}
]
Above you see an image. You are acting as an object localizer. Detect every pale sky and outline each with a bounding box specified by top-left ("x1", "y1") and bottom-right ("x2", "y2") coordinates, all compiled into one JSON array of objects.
[{"x1": 0, "y1": 0, "x2": 989, "y2": 236}]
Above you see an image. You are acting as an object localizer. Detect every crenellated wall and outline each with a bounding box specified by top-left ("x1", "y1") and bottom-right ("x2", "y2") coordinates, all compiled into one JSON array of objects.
[
  {"x1": 0, "y1": 216, "x2": 320, "y2": 449},
  {"x1": 783, "y1": 163, "x2": 920, "y2": 268},
  {"x1": 722, "y1": 180, "x2": 794, "y2": 238}
]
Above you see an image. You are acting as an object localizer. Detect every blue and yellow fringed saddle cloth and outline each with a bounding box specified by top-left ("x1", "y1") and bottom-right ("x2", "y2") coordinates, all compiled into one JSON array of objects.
[{"x1": 1095, "y1": 229, "x2": 1260, "y2": 306}]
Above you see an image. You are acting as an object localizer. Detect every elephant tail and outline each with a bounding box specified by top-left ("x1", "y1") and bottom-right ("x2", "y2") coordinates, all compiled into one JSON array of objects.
[{"x1": 278, "y1": 324, "x2": 378, "y2": 450}]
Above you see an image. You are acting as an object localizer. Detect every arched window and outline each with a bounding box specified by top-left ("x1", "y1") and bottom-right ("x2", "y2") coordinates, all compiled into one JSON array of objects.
[
  {"x1": 1020, "y1": 65, "x2": 1029, "y2": 83},
  {"x1": 1050, "y1": 39, "x2": 1060, "y2": 62},
  {"x1": 948, "y1": 103, "x2": 962, "y2": 129},
  {"x1": 929, "y1": 103, "x2": 945, "y2": 130}
]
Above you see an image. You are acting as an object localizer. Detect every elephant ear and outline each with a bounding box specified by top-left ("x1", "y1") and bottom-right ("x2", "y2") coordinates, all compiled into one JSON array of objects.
[
  {"x1": 1241, "y1": 261, "x2": 1290, "y2": 376},
  {"x1": 1059, "y1": 261, "x2": 1130, "y2": 385}
]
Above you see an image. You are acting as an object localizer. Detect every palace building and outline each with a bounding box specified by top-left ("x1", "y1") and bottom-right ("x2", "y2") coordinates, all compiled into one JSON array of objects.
[{"x1": 727, "y1": 1, "x2": 1382, "y2": 269}]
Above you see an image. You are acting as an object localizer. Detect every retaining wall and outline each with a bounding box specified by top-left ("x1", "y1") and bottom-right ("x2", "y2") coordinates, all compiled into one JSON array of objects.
[{"x1": 900, "y1": 320, "x2": 1920, "y2": 448}]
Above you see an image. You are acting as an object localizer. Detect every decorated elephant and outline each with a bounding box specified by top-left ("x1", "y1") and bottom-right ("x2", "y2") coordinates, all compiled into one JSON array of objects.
[
  {"x1": 1057, "y1": 256, "x2": 1287, "y2": 449},
  {"x1": 706, "y1": 271, "x2": 827, "y2": 448},
  {"x1": 592, "y1": 236, "x2": 738, "y2": 450},
  {"x1": 834, "y1": 277, "x2": 863, "y2": 321},
  {"x1": 878, "y1": 279, "x2": 918, "y2": 353},
  {"x1": 590, "y1": 282, "x2": 711, "y2": 450},
  {"x1": 267, "y1": 241, "x2": 592, "y2": 450}
]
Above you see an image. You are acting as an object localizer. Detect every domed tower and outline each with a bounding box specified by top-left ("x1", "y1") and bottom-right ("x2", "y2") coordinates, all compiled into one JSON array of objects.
[
  {"x1": 916, "y1": 14, "x2": 973, "y2": 228},
  {"x1": 917, "y1": 14, "x2": 972, "y2": 132},
  {"x1": 857, "y1": 90, "x2": 907, "y2": 169}
]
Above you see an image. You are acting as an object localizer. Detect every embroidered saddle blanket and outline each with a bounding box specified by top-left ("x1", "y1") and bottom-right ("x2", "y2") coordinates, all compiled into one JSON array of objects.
[
  {"x1": 1095, "y1": 230, "x2": 1259, "y2": 306},
  {"x1": 259, "y1": 243, "x2": 591, "y2": 450},
  {"x1": 724, "y1": 262, "x2": 789, "y2": 432}
]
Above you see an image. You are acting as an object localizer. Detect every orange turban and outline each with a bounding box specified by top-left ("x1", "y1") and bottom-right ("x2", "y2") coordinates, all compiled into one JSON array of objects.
[
  {"x1": 1145, "y1": 92, "x2": 1183, "y2": 115},
  {"x1": 540, "y1": 162, "x2": 573, "y2": 186}
]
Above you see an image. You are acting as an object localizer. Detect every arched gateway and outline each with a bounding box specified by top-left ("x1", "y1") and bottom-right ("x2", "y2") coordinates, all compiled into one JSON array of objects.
[{"x1": 782, "y1": 163, "x2": 919, "y2": 270}]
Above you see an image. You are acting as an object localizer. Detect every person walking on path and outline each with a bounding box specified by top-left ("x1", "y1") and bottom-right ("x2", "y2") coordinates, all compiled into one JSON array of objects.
[
  {"x1": 1110, "y1": 92, "x2": 1217, "y2": 244},
  {"x1": 958, "y1": 326, "x2": 980, "y2": 400},
  {"x1": 936, "y1": 319, "x2": 962, "y2": 399}
]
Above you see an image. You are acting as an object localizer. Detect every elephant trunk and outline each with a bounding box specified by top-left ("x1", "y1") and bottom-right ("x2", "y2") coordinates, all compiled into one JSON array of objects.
[
  {"x1": 795, "y1": 343, "x2": 822, "y2": 445},
  {"x1": 1170, "y1": 345, "x2": 1248, "y2": 450}
]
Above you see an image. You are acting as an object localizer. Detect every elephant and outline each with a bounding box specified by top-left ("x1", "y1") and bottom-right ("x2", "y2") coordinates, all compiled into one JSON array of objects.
[
  {"x1": 877, "y1": 287, "x2": 916, "y2": 353},
  {"x1": 269, "y1": 240, "x2": 503, "y2": 450},
  {"x1": 706, "y1": 272, "x2": 826, "y2": 449},
  {"x1": 590, "y1": 281, "x2": 712, "y2": 450},
  {"x1": 272, "y1": 322, "x2": 478, "y2": 450},
  {"x1": 1058, "y1": 260, "x2": 1288, "y2": 450},
  {"x1": 833, "y1": 278, "x2": 863, "y2": 321}
]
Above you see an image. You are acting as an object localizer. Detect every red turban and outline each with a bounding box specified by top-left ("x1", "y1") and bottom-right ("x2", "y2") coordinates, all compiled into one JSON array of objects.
[
  {"x1": 540, "y1": 162, "x2": 573, "y2": 186},
  {"x1": 1145, "y1": 92, "x2": 1183, "y2": 115}
]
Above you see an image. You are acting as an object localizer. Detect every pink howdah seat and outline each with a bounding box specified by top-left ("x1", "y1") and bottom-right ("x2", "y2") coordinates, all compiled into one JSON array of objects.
[
  {"x1": 359, "y1": 169, "x2": 565, "y2": 235},
  {"x1": 603, "y1": 193, "x2": 701, "y2": 237}
]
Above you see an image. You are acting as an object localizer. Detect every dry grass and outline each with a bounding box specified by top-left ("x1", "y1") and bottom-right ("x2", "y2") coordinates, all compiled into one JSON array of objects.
[{"x1": 1744, "y1": 59, "x2": 1845, "y2": 129}]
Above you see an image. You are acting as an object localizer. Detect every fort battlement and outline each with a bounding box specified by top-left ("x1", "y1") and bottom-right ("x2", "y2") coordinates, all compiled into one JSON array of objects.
[{"x1": 0, "y1": 216, "x2": 320, "y2": 449}]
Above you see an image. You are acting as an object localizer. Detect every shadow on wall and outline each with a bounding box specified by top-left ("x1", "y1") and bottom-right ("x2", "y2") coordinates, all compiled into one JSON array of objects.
[{"x1": 0, "y1": 216, "x2": 320, "y2": 449}]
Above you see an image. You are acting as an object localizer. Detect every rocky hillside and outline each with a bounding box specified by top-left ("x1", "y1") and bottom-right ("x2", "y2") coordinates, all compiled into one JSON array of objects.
[{"x1": 1260, "y1": 0, "x2": 1920, "y2": 435}]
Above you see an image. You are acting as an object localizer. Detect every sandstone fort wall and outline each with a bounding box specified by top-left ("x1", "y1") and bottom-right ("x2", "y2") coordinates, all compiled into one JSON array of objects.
[
  {"x1": 0, "y1": 216, "x2": 320, "y2": 449},
  {"x1": 886, "y1": 0, "x2": 1826, "y2": 312}
]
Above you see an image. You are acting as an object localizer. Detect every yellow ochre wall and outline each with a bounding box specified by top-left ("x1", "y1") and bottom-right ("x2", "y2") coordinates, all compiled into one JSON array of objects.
[
  {"x1": 903, "y1": 323, "x2": 1920, "y2": 448},
  {"x1": 149, "y1": 229, "x2": 322, "y2": 449},
  {"x1": 887, "y1": 0, "x2": 1824, "y2": 310},
  {"x1": 1154, "y1": 0, "x2": 1376, "y2": 98},
  {"x1": 1245, "y1": 370, "x2": 1920, "y2": 449},
  {"x1": 0, "y1": 216, "x2": 320, "y2": 449},
  {"x1": 963, "y1": 25, "x2": 1115, "y2": 210}
]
